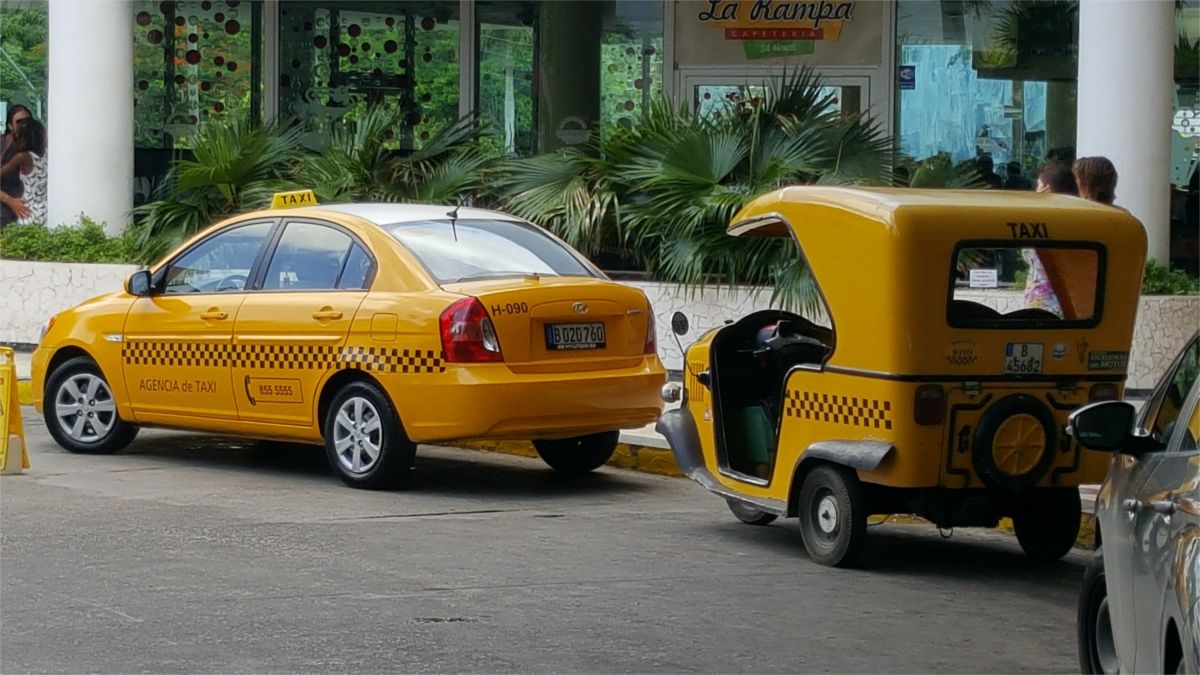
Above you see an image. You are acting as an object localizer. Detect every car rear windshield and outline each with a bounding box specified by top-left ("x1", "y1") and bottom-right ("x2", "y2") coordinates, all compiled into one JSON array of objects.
[
  {"x1": 386, "y1": 219, "x2": 597, "y2": 284},
  {"x1": 948, "y1": 243, "x2": 1104, "y2": 327}
]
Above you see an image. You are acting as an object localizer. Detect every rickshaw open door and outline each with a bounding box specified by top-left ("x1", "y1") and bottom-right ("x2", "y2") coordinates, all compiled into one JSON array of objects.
[{"x1": 657, "y1": 186, "x2": 1148, "y2": 568}]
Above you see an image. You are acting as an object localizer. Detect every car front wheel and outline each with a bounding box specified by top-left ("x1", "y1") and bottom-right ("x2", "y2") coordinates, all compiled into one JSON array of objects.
[
  {"x1": 44, "y1": 356, "x2": 138, "y2": 454},
  {"x1": 727, "y1": 498, "x2": 778, "y2": 526},
  {"x1": 1078, "y1": 547, "x2": 1119, "y2": 674},
  {"x1": 533, "y1": 431, "x2": 619, "y2": 475},
  {"x1": 323, "y1": 380, "x2": 414, "y2": 489}
]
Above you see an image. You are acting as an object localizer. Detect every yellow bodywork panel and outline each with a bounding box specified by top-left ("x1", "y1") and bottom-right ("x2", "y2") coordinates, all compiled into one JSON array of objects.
[{"x1": 32, "y1": 205, "x2": 665, "y2": 446}]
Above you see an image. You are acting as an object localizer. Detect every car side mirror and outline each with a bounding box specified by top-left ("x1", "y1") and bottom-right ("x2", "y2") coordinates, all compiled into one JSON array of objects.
[
  {"x1": 1068, "y1": 401, "x2": 1140, "y2": 454},
  {"x1": 671, "y1": 311, "x2": 689, "y2": 336},
  {"x1": 126, "y1": 269, "x2": 152, "y2": 297}
]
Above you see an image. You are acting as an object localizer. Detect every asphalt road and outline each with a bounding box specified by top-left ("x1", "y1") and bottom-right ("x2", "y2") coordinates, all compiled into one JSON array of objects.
[{"x1": 2, "y1": 408, "x2": 1089, "y2": 674}]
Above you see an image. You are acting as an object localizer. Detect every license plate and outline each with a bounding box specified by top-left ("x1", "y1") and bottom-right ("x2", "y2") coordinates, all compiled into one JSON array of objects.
[
  {"x1": 546, "y1": 322, "x2": 606, "y2": 350},
  {"x1": 1004, "y1": 343, "x2": 1044, "y2": 374}
]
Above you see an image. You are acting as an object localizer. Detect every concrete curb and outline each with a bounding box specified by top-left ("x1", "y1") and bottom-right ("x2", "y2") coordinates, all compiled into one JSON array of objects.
[{"x1": 447, "y1": 439, "x2": 684, "y2": 478}]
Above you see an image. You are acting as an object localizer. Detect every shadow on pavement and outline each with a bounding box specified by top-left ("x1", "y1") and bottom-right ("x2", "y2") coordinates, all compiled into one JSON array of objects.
[{"x1": 115, "y1": 432, "x2": 655, "y2": 500}]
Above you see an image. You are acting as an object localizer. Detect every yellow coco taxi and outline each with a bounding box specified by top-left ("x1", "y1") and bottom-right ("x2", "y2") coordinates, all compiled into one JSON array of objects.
[
  {"x1": 658, "y1": 186, "x2": 1147, "y2": 567},
  {"x1": 32, "y1": 191, "x2": 666, "y2": 488}
]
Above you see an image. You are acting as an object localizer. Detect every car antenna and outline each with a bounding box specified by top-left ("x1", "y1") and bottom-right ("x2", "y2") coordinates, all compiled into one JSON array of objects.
[{"x1": 447, "y1": 202, "x2": 461, "y2": 242}]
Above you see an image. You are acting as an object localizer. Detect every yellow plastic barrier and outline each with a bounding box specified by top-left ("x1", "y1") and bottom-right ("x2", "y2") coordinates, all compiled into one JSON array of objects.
[{"x1": 0, "y1": 348, "x2": 29, "y2": 475}]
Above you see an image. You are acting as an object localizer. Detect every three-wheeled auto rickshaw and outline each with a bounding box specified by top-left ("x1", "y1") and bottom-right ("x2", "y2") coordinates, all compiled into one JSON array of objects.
[{"x1": 657, "y1": 186, "x2": 1148, "y2": 567}]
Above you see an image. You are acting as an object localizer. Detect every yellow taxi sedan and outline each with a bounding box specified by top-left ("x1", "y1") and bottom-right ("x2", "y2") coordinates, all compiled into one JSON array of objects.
[{"x1": 31, "y1": 191, "x2": 666, "y2": 488}]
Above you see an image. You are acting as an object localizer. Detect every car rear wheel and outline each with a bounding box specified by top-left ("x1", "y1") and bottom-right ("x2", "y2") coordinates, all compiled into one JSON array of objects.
[
  {"x1": 796, "y1": 464, "x2": 867, "y2": 567},
  {"x1": 727, "y1": 498, "x2": 777, "y2": 526},
  {"x1": 323, "y1": 380, "x2": 414, "y2": 489},
  {"x1": 1013, "y1": 488, "x2": 1081, "y2": 561},
  {"x1": 533, "y1": 431, "x2": 619, "y2": 475},
  {"x1": 1078, "y1": 547, "x2": 1119, "y2": 674},
  {"x1": 44, "y1": 356, "x2": 138, "y2": 454}
]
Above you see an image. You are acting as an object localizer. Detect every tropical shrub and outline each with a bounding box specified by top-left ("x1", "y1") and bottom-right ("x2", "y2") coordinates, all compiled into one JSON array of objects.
[
  {"x1": 0, "y1": 219, "x2": 138, "y2": 263},
  {"x1": 1142, "y1": 259, "x2": 1200, "y2": 295},
  {"x1": 498, "y1": 68, "x2": 893, "y2": 312}
]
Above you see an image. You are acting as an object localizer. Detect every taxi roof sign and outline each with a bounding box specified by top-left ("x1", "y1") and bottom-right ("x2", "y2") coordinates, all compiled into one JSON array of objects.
[{"x1": 271, "y1": 189, "x2": 318, "y2": 209}]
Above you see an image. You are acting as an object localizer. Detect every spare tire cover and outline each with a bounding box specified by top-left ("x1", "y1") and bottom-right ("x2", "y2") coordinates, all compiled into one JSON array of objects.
[{"x1": 971, "y1": 394, "x2": 1058, "y2": 491}]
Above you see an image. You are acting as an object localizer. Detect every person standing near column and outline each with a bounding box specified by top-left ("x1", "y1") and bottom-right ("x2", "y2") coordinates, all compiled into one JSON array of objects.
[
  {"x1": 0, "y1": 105, "x2": 32, "y2": 227},
  {"x1": 14, "y1": 119, "x2": 47, "y2": 226}
]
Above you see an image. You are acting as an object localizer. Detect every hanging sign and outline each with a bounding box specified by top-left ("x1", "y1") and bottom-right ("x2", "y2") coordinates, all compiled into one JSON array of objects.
[{"x1": 675, "y1": 0, "x2": 882, "y2": 67}]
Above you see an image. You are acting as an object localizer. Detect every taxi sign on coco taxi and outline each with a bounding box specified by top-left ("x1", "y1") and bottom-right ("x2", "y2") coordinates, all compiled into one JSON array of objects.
[
  {"x1": 30, "y1": 190, "x2": 666, "y2": 488},
  {"x1": 657, "y1": 186, "x2": 1148, "y2": 567}
]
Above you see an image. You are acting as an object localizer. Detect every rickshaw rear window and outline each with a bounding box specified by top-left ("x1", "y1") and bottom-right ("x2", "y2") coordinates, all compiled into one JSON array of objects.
[{"x1": 948, "y1": 244, "x2": 1103, "y2": 327}]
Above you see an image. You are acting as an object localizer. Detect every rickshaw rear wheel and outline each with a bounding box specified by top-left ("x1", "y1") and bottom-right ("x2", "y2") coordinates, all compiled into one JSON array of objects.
[
  {"x1": 1012, "y1": 488, "x2": 1081, "y2": 561},
  {"x1": 726, "y1": 498, "x2": 778, "y2": 526},
  {"x1": 796, "y1": 464, "x2": 867, "y2": 567}
]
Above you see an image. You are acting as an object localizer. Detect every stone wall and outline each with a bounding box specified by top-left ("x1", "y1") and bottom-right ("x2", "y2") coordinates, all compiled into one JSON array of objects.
[
  {"x1": 2, "y1": 262, "x2": 1195, "y2": 390},
  {"x1": 0, "y1": 260, "x2": 137, "y2": 345}
]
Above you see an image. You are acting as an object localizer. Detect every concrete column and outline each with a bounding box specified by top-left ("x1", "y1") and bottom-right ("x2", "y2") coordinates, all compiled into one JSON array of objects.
[
  {"x1": 1076, "y1": 0, "x2": 1174, "y2": 262},
  {"x1": 48, "y1": 0, "x2": 134, "y2": 234}
]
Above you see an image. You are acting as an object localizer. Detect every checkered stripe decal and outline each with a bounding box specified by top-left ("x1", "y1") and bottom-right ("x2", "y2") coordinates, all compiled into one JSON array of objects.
[
  {"x1": 784, "y1": 391, "x2": 893, "y2": 430},
  {"x1": 122, "y1": 341, "x2": 234, "y2": 368},
  {"x1": 121, "y1": 342, "x2": 445, "y2": 374}
]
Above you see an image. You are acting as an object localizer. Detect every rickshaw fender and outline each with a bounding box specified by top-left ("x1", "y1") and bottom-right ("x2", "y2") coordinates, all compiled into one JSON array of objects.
[
  {"x1": 656, "y1": 408, "x2": 704, "y2": 476},
  {"x1": 797, "y1": 440, "x2": 895, "y2": 472}
]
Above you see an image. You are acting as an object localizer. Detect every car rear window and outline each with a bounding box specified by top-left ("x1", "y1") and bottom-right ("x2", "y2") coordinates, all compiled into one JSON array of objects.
[
  {"x1": 948, "y1": 243, "x2": 1104, "y2": 327},
  {"x1": 386, "y1": 219, "x2": 597, "y2": 283}
]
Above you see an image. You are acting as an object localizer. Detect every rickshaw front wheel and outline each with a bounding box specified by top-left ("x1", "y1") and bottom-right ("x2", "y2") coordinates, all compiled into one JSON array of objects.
[
  {"x1": 796, "y1": 464, "x2": 867, "y2": 567},
  {"x1": 1012, "y1": 488, "x2": 1082, "y2": 561},
  {"x1": 726, "y1": 498, "x2": 778, "y2": 526}
]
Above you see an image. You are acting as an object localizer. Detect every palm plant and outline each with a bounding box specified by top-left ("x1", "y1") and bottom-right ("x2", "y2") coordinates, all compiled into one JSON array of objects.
[
  {"x1": 131, "y1": 120, "x2": 307, "y2": 262},
  {"x1": 618, "y1": 69, "x2": 892, "y2": 313},
  {"x1": 297, "y1": 106, "x2": 493, "y2": 205}
]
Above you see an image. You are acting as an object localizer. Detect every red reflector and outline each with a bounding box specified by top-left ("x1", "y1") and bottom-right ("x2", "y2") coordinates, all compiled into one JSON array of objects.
[
  {"x1": 440, "y1": 297, "x2": 503, "y2": 363},
  {"x1": 1089, "y1": 383, "x2": 1119, "y2": 402},
  {"x1": 914, "y1": 384, "x2": 945, "y2": 425}
]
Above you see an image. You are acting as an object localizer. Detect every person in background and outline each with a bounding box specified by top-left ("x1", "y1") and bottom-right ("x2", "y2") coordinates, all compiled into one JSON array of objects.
[
  {"x1": 13, "y1": 118, "x2": 46, "y2": 225},
  {"x1": 1073, "y1": 156, "x2": 1119, "y2": 205},
  {"x1": 1004, "y1": 162, "x2": 1033, "y2": 190},
  {"x1": 1036, "y1": 162, "x2": 1078, "y2": 195},
  {"x1": 0, "y1": 104, "x2": 32, "y2": 227},
  {"x1": 975, "y1": 155, "x2": 1004, "y2": 189}
]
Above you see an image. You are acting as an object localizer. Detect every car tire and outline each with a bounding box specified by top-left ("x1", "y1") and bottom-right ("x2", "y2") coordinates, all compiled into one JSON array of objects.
[
  {"x1": 44, "y1": 356, "x2": 138, "y2": 454},
  {"x1": 323, "y1": 380, "x2": 414, "y2": 489},
  {"x1": 1078, "y1": 547, "x2": 1120, "y2": 674},
  {"x1": 971, "y1": 394, "x2": 1058, "y2": 491},
  {"x1": 1013, "y1": 488, "x2": 1081, "y2": 561},
  {"x1": 727, "y1": 498, "x2": 778, "y2": 526},
  {"x1": 796, "y1": 464, "x2": 867, "y2": 567},
  {"x1": 533, "y1": 431, "x2": 619, "y2": 475}
]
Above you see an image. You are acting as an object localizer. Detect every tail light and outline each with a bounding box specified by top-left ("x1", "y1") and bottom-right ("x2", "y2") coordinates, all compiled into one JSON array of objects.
[
  {"x1": 914, "y1": 384, "x2": 945, "y2": 425},
  {"x1": 1089, "y1": 383, "x2": 1119, "y2": 402},
  {"x1": 440, "y1": 298, "x2": 503, "y2": 363},
  {"x1": 644, "y1": 308, "x2": 657, "y2": 355}
]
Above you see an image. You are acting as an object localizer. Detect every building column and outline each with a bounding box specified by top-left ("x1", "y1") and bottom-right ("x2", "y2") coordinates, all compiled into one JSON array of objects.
[
  {"x1": 48, "y1": 0, "x2": 133, "y2": 234},
  {"x1": 536, "y1": 1, "x2": 603, "y2": 153},
  {"x1": 1076, "y1": 0, "x2": 1174, "y2": 262}
]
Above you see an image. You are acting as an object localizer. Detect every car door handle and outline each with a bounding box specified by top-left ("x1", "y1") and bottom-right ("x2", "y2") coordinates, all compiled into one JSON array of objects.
[
  {"x1": 1151, "y1": 500, "x2": 1176, "y2": 515},
  {"x1": 312, "y1": 309, "x2": 343, "y2": 321},
  {"x1": 1122, "y1": 498, "x2": 1141, "y2": 513},
  {"x1": 200, "y1": 309, "x2": 228, "y2": 321}
]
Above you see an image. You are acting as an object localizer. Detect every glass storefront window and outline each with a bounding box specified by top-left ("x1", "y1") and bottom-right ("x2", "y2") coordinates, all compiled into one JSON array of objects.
[
  {"x1": 133, "y1": 0, "x2": 260, "y2": 149},
  {"x1": 600, "y1": 0, "x2": 664, "y2": 133},
  {"x1": 896, "y1": 0, "x2": 1079, "y2": 184},
  {"x1": 477, "y1": 1, "x2": 537, "y2": 157},
  {"x1": 279, "y1": 1, "x2": 459, "y2": 150}
]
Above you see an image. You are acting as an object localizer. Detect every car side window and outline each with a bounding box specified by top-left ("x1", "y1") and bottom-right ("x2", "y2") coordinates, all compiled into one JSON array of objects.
[
  {"x1": 164, "y1": 222, "x2": 272, "y2": 294},
  {"x1": 1149, "y1": 338, "x2": 1200, "y2": 443},
  {"x1": 263, "y1": 222, "x2": 354, "y2": 291},
  {"x1": 336, "y1": 243, "x2": 372, "y2": 290}
]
